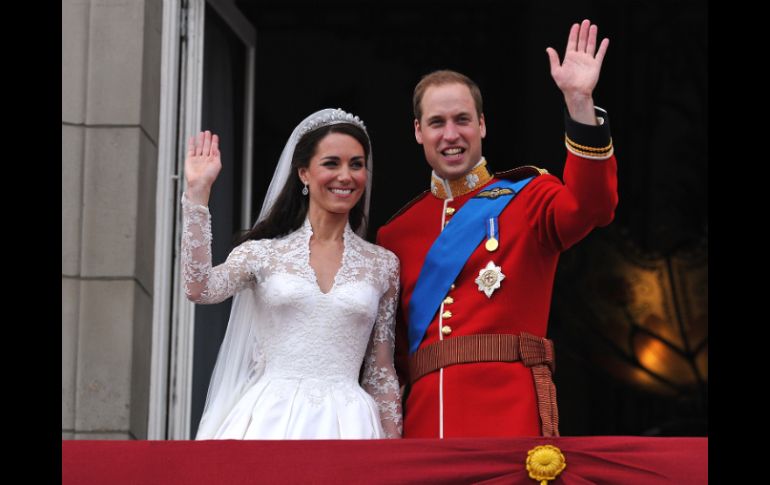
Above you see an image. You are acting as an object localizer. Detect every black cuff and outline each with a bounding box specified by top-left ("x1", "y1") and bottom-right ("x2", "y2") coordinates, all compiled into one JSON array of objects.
[{"x1": 564, "y1": 107, "x2": 613, "y2": 159}]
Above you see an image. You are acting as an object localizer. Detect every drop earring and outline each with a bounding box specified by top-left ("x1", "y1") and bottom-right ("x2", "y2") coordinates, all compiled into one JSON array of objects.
[{"x1": 302, "y1": 183, "x2": 309, "y2": 196}]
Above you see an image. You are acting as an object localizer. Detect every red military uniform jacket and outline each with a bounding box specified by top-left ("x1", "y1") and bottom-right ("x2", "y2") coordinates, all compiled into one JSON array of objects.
[{"x1": 377, "y1": 110, "x2": 618, "y2": 438}]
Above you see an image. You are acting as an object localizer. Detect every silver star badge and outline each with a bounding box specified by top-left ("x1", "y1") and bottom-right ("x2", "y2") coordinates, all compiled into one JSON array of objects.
[{"x1": 475, "y1": 261, "x2": 505, "y2": 298}]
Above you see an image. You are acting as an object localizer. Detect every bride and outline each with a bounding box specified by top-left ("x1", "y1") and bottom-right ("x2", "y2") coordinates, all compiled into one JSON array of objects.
[{"x1": 181, "y1": 109, "x2": 402, "y2": 439}]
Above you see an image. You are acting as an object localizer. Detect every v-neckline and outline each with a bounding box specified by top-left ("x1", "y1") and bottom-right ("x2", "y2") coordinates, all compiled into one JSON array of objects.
[{"x1": 304, "y1": 219, "x2": 348, "y2": 295}]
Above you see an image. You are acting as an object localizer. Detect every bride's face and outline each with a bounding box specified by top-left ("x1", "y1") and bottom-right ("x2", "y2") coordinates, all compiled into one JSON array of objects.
[{"x1": 298, "y1": 133, "x2": 367, "y2": 216}]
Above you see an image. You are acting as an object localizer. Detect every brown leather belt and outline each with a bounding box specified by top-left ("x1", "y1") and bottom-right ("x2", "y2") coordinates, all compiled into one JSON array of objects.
[{"x1": 408, "y1": 333, "x2": 559, "y2": 437}]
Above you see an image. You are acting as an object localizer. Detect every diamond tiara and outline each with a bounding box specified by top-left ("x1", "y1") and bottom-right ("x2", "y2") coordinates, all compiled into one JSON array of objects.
[{"x1": 298, "y1": 108, "x2": 367, "y2": 136}]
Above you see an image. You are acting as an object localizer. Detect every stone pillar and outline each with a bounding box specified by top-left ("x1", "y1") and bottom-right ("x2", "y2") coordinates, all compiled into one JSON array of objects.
[{"x1": 62, "y1": 0, "x2": 162, "y2": 440}]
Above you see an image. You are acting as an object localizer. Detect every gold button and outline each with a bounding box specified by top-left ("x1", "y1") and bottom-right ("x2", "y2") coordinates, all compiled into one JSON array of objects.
[
  {"x1": 443, "y1": 296, "x2": 454, "y2": 305},
  {"x1": 445, "y1": 207, "x2": 456, "y2": 216},
  {"x1": 450, "y1": 284, "x2": 456, "y2": 290},
  {"x1": 442, "y1": 310, "x2": 453, "y2": 319},
  {"x1": 441, "y1": 325, "x2": 452, "y2": 336}
]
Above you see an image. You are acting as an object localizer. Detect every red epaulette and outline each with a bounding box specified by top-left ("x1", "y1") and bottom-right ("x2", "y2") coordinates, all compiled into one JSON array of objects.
[
  {"x1": 382, "y1": 190, "x2": 431, "y2": 226},
  {"x1": 495, "y1": 165, "x2": 549, "y2": 182}
]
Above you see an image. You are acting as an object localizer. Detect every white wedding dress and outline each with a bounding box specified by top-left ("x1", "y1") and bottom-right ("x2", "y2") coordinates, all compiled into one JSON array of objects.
[{"x1": 181, "y1": 195, "x2": 402, "y2": 439}]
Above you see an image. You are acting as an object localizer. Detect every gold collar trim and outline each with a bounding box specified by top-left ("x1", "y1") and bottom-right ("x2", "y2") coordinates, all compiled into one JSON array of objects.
[{"x1": 430, "y1": 158, "x2": 493, "y2": 199}]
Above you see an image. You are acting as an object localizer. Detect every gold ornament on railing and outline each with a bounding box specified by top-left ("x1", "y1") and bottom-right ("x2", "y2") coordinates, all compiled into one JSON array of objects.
[{"x1": 526, "y1": 445, "x2": 566, "y2": 485}]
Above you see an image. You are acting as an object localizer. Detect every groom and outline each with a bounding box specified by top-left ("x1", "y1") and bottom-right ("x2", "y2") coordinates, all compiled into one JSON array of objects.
[{"x1": 377, "y1": 20, "x2": 618, "y2": 438}]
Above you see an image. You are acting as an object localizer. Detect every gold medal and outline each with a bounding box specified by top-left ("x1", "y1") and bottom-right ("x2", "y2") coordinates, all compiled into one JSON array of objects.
[{"x1": 485, "y1": 217, "x2": 500, "y2": 252}]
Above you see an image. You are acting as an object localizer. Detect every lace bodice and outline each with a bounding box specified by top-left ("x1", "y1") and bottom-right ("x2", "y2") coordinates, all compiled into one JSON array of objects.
[{"x1": 181, "y1": 194, "x2": 402, "y2": 437}]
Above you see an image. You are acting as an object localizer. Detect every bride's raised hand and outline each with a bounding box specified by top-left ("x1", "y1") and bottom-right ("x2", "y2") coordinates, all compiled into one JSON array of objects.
[{"x1": 184, "y1": 130, "x2": 222, "y2": 204}]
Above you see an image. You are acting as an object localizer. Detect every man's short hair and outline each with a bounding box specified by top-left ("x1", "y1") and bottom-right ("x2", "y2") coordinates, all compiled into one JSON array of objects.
[{"x1": 413, "y1": 70, "x2": 483, "y2": 122}]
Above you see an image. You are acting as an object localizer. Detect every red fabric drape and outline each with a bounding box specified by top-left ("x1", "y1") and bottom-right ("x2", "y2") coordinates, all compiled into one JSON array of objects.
[{"x1": 62, "y1": 436, "x2": 707, "y2": 484}]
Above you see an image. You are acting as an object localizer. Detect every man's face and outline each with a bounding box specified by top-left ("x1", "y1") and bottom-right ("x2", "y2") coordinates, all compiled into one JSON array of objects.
[{"x1": 414, "y1": 83, "x2": 486, "y2": 181}]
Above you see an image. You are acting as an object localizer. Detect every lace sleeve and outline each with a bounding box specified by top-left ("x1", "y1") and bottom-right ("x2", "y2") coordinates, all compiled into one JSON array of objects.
[
  {"x1": 361, "y1": 251, "x2": 403, "y2": 438},
  {"x1": 181, "y1": 193, "x2": 263, "y2": 304}
]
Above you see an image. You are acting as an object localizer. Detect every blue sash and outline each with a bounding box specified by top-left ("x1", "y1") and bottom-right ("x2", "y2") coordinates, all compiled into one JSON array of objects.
[{"x1": 407, "y1": 177, "x2": 534, "y2": 354}]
